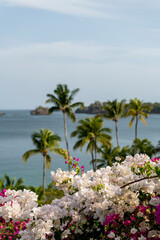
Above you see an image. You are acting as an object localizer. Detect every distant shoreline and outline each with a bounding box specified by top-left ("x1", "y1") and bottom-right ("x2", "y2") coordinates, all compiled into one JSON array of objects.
[{"x1": 75, "y1": 101, "x2": 160, "y2": 115}]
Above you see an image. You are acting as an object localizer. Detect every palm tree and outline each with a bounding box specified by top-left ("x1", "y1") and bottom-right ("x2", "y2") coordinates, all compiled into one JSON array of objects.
[
  {"x1": 102, "y1": 99, "x2": 126, "y2": 148},
  {"x1": 0, "y1": 174, "x2": 26, "y2": 191},
  {"x1": 93, "y1": 145, "x2": 131, "y2": 169},
  {"x1": 71, "y1": 116, "x2": 112, "y2": 171},
  {"x1": 118, "y1": 145, "x2": 131, "y2": 161},
  {"x1": 130, "y1": 138, "x2": 158, "y2": 158},
  {"x1": 126, "y1": 98, "x2": 151, "y2": 155},
  {"x1": 22, "y1": 129, "x2": 61, "y2": 201},
  {"x1": 94, "y1": 146, "x2": 120, "y2": 168},
  {"x1": 46, "y1": 84, "x2": 84, "y2": 156}
]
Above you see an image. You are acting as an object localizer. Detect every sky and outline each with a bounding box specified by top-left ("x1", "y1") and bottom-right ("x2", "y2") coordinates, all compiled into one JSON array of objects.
[{"x1": 1, "y1": 0, "x2": 160, "y2": 109}]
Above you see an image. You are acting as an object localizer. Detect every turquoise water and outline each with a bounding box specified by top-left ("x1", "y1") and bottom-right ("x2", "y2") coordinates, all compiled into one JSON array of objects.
[{"x1": 0, "y1": 110, "x2": 160, "y2": 186}]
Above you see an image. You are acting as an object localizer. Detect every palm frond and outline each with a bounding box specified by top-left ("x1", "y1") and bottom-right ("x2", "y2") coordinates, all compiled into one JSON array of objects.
[
  {"x1": 46, "y1": 94, "x2": 61, "y2": 107},
  {"x1": 139, "y1": 116, "x2": 147, "y2": 126},
  {"x1": 22, "y1": 149, "x2": 40, "y2": 163},
  {"x1": 70, "y1": 130, "x2": 79, "y2": 138},
  {"x1": 66, "y1": 108, "x2": 76, "y2": 122},
  {"x1": 129, "y1": 117, "x2": 135, "y2": 127},
  {"x1": 69, "y1": 102, "x2": 84, "y2": 109},
  {"x1": 46, "y1": 155, "x2": 52, "y2": 169},
  {"x1": 48, "y1": 106, "x2": 60, "y2": 114},
  {"x1": 68, "y1": 88, "x2": 80, "y2": 102}
]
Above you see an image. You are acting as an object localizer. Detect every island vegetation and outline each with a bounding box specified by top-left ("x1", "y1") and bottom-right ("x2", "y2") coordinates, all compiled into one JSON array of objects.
[
  {"x1": 30, "y1": 106, "x2": 49, "y2": 115},
  {"x1": 0, "y1": 111, "x2": 5, "y2": 116},
  {"x1": 76, "y1": 100, "x2": 160, "y2": 114}
]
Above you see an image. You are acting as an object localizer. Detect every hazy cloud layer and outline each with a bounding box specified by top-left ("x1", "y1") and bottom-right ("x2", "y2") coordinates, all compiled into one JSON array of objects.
[
  {"x1": 1, "y1": 41, "x2": 160, "y2": 108},
  {"x1": 1, "y1": 41, "x2": 160, "y2": 62},
  {"x1": 0, "y1": 0, "x2": 113, "y2": 18},
  {"x1": 1, "y1": 0, "x2": 160, "y2": 19}
]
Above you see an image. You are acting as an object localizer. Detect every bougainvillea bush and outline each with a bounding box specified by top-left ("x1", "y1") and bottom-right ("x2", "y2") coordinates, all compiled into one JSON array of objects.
[
  {"x1": 1, "y1": 154, "x2": 160, "y2": 239},
  {"x1": 0, "y1": 189, "x2": 37, "y2": 239}
]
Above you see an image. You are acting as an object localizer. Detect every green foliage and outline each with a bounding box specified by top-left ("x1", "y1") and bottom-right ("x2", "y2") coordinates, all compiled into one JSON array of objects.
[
  {"x1": 93, "y1": 184, "x2": 104, "y2": 192},
  {"x1": 126, "y1": 98, "x2": 151, "y2": 154},
  {"x1": 92, "y1": 145, "x2": 131, "y2": 168},
  {"x1": 32, "y1": 182, "x2": 64, "y2": 205},
  {"x1": 76, "y1": 101, "x2": 105, "y2": 114},
  {"x1": 23, "y1": 129, "x2": 61, "y2": 167},
  {"x1": 102, "y1": 99, "x2": 126, "y2": 120},
  {"x1": 130, "y1": 138, "x2": 159, "y2": 158},
  {"x1": 144, "y1": 102, "x2": 160, "y2": 113},
  {"x1": 100, "y1": 99, "x2": 126, "y2": 147},
  {"x1": 95, "y1": 146, "x2": 120, "y2": 168},
  {"x1": 22, "y1": 128, "x2": 61, "y2": 201},
  {"x1": 126, "y1": 98, "x2": 151, "y2": 127},
  {"x1": 46, "y1": 84, "x2": 84, "y2": 122},
  {"x1": 46, "y1": 84, "x2": 84, "y2": 163},
  {"x1": 0, "y1": 174, "x2": 26, "y2": 191},
  {"x1": 155, "y1": 166, "x2": 160, "y2": 178},
  {"x1": 71, "y1": 116, "x2": 112, "y2": 171},
  {"x1": 76, "y1": 99, "x2": 160, "y2": 114}
]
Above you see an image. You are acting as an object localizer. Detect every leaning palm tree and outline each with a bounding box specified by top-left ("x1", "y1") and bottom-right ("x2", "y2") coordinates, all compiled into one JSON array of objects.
[
  {"x1": 102, "y1": 99, "x2": 126, "y2": 148},
  {"x1": 22, "y1": 129, "x2": 61, "y2": 201},
  {"x1": 126, "y1": 98, "x2": 151, "y2": 155},
  {"x1": 71, "y1": 116, "x2": 112, "y2": 171},
  {"x1": 46, "y1": 84, "x2": 84, "y2": 157}
]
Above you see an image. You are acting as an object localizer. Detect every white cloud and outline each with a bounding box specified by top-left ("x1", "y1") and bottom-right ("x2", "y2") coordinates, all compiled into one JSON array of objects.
[
  {"x1": 1, "y1": 41, "x2": 160, "y2": 62},
  {"x1": 1, "y1": 0, "x2": 160, "y2": 20},
  {"x1": 1, "y1": 41, "x2": 160, "y2": 109},
  {"x1": 0, "y1": 0, "x2": 115, "y2": 18}
]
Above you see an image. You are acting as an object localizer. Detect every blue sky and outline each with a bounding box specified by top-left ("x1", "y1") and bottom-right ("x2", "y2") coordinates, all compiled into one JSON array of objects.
[{"x1": 1, "y1": 0, "x2": 160, "y2": 109}]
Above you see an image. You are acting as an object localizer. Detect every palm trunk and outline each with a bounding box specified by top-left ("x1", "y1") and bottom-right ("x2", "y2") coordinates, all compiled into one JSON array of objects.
[
  {"x1": 63, "y1": 111, "x2": 70, "y2": 171},
  {"x1": 43, "y1": 155, "x2": 46, "y2": 202},
  {"x1": 115, "y1": 120, "x2": 120, "y2": 148},
  {"x1": 91, "y1": 152, "x2": 95, "y2": 171},
  {"x1": 94, "y1": 139, "x2": 97, "y2": 171},
  {"x1": 134, "y1": 116, "x2": 138, "y2": 155}
]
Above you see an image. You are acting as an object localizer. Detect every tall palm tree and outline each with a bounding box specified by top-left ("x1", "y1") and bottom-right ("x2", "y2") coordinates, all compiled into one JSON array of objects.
[
  {"x1": 22, "y1": 129, "x2": 61, "y2": 201},
  {"x1": 46, "y1": 84, "x2": 84, "y2": 157},
  {"x1": 126, "y1": 98, "x2": 151, "y2": 155},
  {"x1": 102, "y1": 99, "x2": 126, "y2": 148},
  {"x1": 71, "y1": 116, "x2": 112, "y2": 171}
]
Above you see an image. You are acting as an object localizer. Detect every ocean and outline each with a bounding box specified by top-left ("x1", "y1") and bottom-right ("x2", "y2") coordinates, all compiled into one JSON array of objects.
[{"x1": 0, "y1": 110, "x2": 160, "y2": 186}]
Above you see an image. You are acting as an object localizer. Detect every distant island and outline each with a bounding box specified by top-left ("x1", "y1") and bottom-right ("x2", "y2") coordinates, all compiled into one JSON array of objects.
[
  {"x1": 75, "y1": 101, "x2": 160, "y2": 114},
  {"x1": 30, "y1": 106, "x2": 49, "y2": 115},
  {"x1": 0, "y1": 111, "x2": 5, "y2": 116}
]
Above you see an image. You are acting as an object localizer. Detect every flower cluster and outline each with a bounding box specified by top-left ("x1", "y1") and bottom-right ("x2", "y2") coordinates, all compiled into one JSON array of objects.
[
  {"x1": 59, "y1": 149, "x2": 85, "y2": 174},
  {"x1": 18, "y1": 154, "x2": 160, "y2": 239},
  {"x1": 0, "y1": 189, "x2": 37, "y2": 239},
  {"x1": 2, "y1": 154, "x2": 160, "y2": 240}
]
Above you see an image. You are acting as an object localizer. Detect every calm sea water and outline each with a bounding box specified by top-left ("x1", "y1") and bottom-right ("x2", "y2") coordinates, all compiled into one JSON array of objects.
[{"x1": 0, "y1": 110, "x2": 160, "y2": 186}]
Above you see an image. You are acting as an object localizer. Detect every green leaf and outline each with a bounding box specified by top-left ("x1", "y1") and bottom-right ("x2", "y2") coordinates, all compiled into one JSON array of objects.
[{"x1": 155, "y1": 166, "x2": 160, "y2": 178}]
